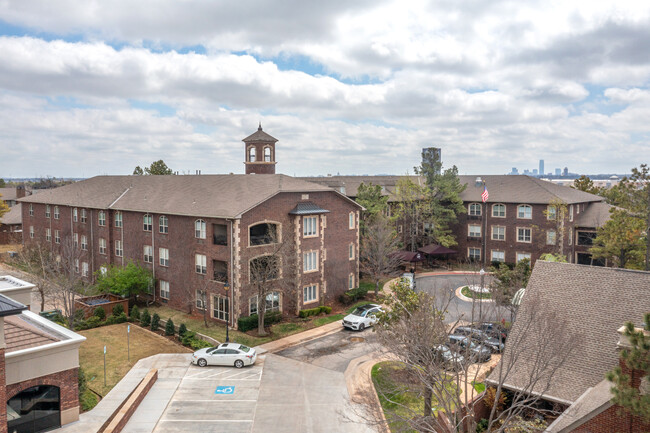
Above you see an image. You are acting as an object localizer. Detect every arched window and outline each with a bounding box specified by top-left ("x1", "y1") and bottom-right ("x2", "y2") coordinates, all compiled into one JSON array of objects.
[
  {"x1": 143, "y1": 214, "x2": 152, "y2": 231},
  {"x1": 159, "y1": 215, "x2": 169, "y2": 233},
  {"x1": 468, "y1": 203, "x2": 482, "y2": 216},
  {"x1": 195, "y1": 219, "x2": 206, "y2": 239},
  {"x1": 248, "y1": 146, "x2": 256, "y2": 162},
  {"x1": 249, "y1": 222, "x2": 278, "y2": 246},
  {"x1": 492, "y1": 203, "x2": 506, "y2": 217},
  {"x1": 264, "y1": 146, "x2": 272, "y2": 162},
  {"x1": 517, "y1": 204, "x2": 532, "y2": 219},
  {"x1": 8, "y1": 385, "x2": 61, "y2": 433}
]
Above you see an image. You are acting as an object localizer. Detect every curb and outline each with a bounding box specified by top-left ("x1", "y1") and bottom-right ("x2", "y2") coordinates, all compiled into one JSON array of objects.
[
  {"x1": 455, "y1": 286, "x2": 494, "y2": 303},
  {"x1": 255, "y1": 320, "x2": 343, "y2": 354}
]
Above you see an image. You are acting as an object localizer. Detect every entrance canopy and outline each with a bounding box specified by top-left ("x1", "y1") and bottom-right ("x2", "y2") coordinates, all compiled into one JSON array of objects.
[
  {"x1": 418, "y1": 244, "x2": 458, "y2": 256},
  {"x1": 391, "y1": 251, "x2": 425, "y2": 263}
]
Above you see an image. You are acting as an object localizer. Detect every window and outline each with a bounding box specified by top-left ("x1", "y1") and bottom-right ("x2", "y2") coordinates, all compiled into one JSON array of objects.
[
  {"x1": 468, "y1": 203, "x2": 482, "y2": 216},
  {"x1": 195, "y1": 254, "x2": 207, "y2": 274},
  {"x1": 99, "y1": 238, "x2": 106, "y2": 254},
  {"x1": 547, "y1": 205, "x2": 557, "y2": 220},
  {"x1": 213, "y1": 295, "x2": 229, "y2": 321},
  {"x1": 100, "y1": 265, "x2": 107, "y2": 276},
  {"x1": 7, "y1": 385, "x2": 61, "y2": 433},
  {"x1": 249, "y1": 292, "x2": 281, "y2": 315},
  {"x1": 160, "y1": 280, "x2": 170, "y2": 299},
  {"x1": 349, "y1": 243, "x2": 355, "y2": 260},
  {"x1": 303, "y1": 284, "x2": 318, "y2": 303},
  {"x1": 264, "y1": 146, "x2": 272, "y2": 162},
  {"x1": 80, "y1": 208, "x2": 87, "y2": 223},
  {"x1": 569, "y1": 205, "x2": 574, "y2": 222},
  {"x1": 517, "y1": 227, "x2": 531, "y2": 243},
  {"x1": 196, "y1": 290, "x2": 206, "y2": 310},
  {"x1": 159, "y1": 215, "x2": 168, "y2": 233},
  {"x1": 213, "y1": 223, "x2": 227, "y2": 245},
  {"x1": 249, "y1": 223, "x2": 278, "y2": 246},
  {"x1": 248, "y1": 146, "x2": 256, "y2": 162},
  {"x1": 46, "y1": 205, "x2": 51, "y2": 218},
  {"x1": 491, "y1": 251, "x2": 505, "y2": 262},
  {"x1": 73, "y1": 232, "x2": 78, "y2": 246},
  {"x1": 143, "y1": 214, "x2": 153, "y2": 231},
  {"x1": 115, "y1": 240, "x2": 123, "y2": 257},
  {"x1": 250, "y1": 255, "x2": 280, "y2": 281},
  {"x1": 98, "y1": 211, "x2": 106, "y2": 226},
  {"x1": 159, "y1": 248, "x2": 169, "y2": 266},
  {"x1": 468, "y1": 224, "x2": 481, "y2": 238},
  {"x1": 516, "y1": 252, "x2": 531, "y2": 262},
  {"x1": 303, "y1": 216, "x2": 318, "y2": 237},
  {"x1": 348, "y1": 274, "x2": 355, "y2": 289},
  {"x1": 195, "y1": 219, "x2": 206, "y2": 239},
  {"x1": 303, "y1": 251, "x2": 318, "y2": 272},
  {"x1": 492, "y1": 226, "x2": 505, "y2": 241},
  {"x1": 82, "y1": 262, "x2": 89, "y2": 277},
  {"x1": 81, "y1": 235, "x2": 88, "y2": 250},
  {"x1": 29, "y1": 204, "x2": 34, "y2": 216},
  {"x1": 517, "y1": 205, "x2": 532, "y2": 219},
  {"x1": 29, "y1": 226, "x2": 34, "y2": 238},
  {"x1": 54, "y1": 205, "x2": 59, "y2": 219},
  {"x1": 577, "y1": 231, "x2": 597, "y2": 246},
  {"x1": 115, "y1": 211, "x2": 123, "y2": 227},
  {"x1": 492, "y1": 203, "x2": 506, "y2": 217},
  {"x1": 349, "y1": 212, "x2": 355, "y2": 229},
  {"x1": 143, "y1": 245, "x2": 153, "y2": 263},
  {"x1": 74, "y1": 259, "x2": 79, "y2": 273},
  {"x1": 212, "y1": 260, "x2": 228, "y2": 282},
  {"x1": 546, "y1": 230, "x2": 556, "y2": 245},
  {"x1": 55, "y1": 230, "x2": 60, "y2": 244},
  {"x1": 468, "y1": 247, "x2": 481, "y2": 261}
]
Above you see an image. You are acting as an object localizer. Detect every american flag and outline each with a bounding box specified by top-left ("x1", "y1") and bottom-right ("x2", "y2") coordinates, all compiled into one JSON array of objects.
[{"x1": 481, "y1": 185, "x2": 489, "y2": 203}]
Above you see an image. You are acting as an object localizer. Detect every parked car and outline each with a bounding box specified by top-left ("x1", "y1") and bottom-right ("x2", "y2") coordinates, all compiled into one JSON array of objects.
[
  {"x1": 432, "y1": 344, "x2": 466, "y2": 371},
  {"x1": 454, "y1": 326, "x2": 505, "y2": 353},
  {"x1": 401, "y1": 272, "x2": 415, "y2": 290},
  {"x1": 475, "y1": 322, "x2": 508, "y2": 342},
  {"x1": 343, "y1": 304, "x2": 383, "y2": 331},
  {"x1": 448, "y1": 335, "x2": 492, "y2": 363},
  {"x1": 191, "y1": 343, "x2": 257, "y2": 368}
]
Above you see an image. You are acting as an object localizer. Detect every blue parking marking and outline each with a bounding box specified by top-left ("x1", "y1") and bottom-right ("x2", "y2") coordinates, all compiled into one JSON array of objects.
[{"x1": 215, "y1": 386, "x2": 235, "y2": 394}]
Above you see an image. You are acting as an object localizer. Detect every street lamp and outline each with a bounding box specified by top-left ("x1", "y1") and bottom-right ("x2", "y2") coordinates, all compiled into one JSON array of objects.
[
  {"x1": 224, "y1": 281, "x2": 230, "y2": 342},
  {"x1": 478, "y1": 268, "x2": 485, "y2": 323}
]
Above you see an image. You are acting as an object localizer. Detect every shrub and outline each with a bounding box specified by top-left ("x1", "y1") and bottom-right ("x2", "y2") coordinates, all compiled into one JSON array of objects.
[
  {"x1": 237, "y1": 311, "x2": 283, "y2": 332},
  {"x1": 165, "y1": 318, "x2": 175, "y2": 336},
  {"x1": 105, "y1": 312, "x2": 127, "y2": 325},
  {"x1": 74, "y1": 316, "x2": 103, "y2": 331},
  {"x1": 298, "y1": 307, "x2": 321, "y2": 318},
  {"x1": 112, "y1": 304, "x2": 125, "y2": 316},
  {"x1": 93, "y1": 307, "x2": 106, "y2": 320},
  {"x1": 476, "y1": 419, "x2": 489, "y2": 433},
  {"x1": 130, "y1": 305, "x2": 140, "y2": 321},
  {"x1": 320, "y1": 305, "x2": 332, "y2": 314},
  {"x1": 140, "y1": 309, "x2": 151, "y2": 326},
  {"x1": 190, "y1": 338, "x2": 212, "y2": 350},
  {"x1": 178, "y1": 323, "x2": 188, "y2": 337},
  {"x1": 181, "y1": 331, "x2": 196, "y2": 346},
  {"x1": 150, "y1": 313, "x2": 160, "y2": 331},
  {"x1": 483, "y1": 387, "x2": 507, "y2": 412},
  {"x1": 339, "y1": 287, "x2": 369, "y2": 304}
]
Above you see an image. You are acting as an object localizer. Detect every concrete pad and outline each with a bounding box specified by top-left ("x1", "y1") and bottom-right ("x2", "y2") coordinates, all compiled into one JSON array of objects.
[
  {"x1": 161, "y1": 400, "x2": 256, "y2": 421},
  {"x1": 155, "y1": 420, "x2": 253, "y2": 433}
]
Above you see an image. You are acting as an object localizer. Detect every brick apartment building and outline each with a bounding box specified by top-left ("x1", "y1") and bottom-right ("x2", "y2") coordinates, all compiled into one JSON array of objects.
[
  {"x1": 301, "y1": 175, "x2": 611, "y2": 266},
  {"x1": 19, "y1": 128, "x2": 362, "y2": 326}
]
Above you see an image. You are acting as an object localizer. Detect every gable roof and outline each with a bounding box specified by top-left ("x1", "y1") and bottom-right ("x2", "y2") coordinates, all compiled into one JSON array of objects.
[
  {"x1": 299, "y1": 175, "x2": 604, "y2": 205},
  {"x1": 0, "y1": 203, "x2": 21, "y2": 225},
  {"x1": 18, "y1": 174, "x2": 354, "y2": 219},
  {"x1": 487, "y1": 261, "x2": 650, "y2": 403},
  {"x1": 0, "y1": 294, "x2": 27, "y2": 317},
  {"x1": 0, "y1": 187, "x2": 17, "y2": 201},
  {"x1": 576, "y1": 201, "x2": 614, "y2": 228}
]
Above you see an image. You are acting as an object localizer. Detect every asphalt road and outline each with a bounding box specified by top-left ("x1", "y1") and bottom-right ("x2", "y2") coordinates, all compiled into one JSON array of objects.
[{"x1": 415, "y1": 272, "x2": 511, "y2": 324}]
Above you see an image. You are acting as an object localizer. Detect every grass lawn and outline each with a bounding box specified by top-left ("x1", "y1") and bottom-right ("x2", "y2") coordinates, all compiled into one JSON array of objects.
[
  {"x1": 79, "y1": 323, "x2": 191, "y2": 397},
  {"x1": 371, "y1": 361, "x2": 459, "y2": 432},
  {"x1": 461, "y1": 286, "x2": 492, "y2": 300},
  {"x1": 146, "y1": 305, "x2": 346, "y2": 348}
]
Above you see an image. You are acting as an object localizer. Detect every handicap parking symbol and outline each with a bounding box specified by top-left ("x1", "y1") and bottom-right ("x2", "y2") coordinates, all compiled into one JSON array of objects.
[{"x1": 215, "y1": 386, "x2": 235, "y2": 395}]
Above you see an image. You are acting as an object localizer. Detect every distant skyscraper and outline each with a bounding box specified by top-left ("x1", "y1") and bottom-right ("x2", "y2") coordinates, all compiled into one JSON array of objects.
[
  {"x1": 510, "y1": 167, "x2": 519, "y2": 175},
  {"x1": 532, "y1": 169, "x2": 538, "y2": 175},
  {"x1": 555, "y1": 168, "x2": 561, "y2": 176},
  {"x1": 523, "y1": 169, "x2": 531, "y2": 175},
  {"x1": 539, "y1": 159, "x2": 544, "y2": 176},
  {"x1": 563, "y1": 167, "x2": 569, "y2": 176}
]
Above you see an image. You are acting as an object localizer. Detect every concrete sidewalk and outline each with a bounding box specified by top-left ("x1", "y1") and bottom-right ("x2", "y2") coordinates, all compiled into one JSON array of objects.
[{"x1": 256, "y1": 320, "x2": 344, "y2": 354}]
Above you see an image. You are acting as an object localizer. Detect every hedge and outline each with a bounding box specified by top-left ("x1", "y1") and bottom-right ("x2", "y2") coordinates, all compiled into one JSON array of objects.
[
  {"x1": 237, "y1": 311, "x2": 282, "y2": 332},
  {"x1": 298, "y1": 305, "x2": 333, "y2": 318}
]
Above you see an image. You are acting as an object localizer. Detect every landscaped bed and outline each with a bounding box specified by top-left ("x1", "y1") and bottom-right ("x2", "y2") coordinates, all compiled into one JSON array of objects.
[{"x1": 460, "y1": 285, "x2": 492, "y2": 300}]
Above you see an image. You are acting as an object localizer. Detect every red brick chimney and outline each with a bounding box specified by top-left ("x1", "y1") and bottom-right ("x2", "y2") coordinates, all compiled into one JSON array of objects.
[{"x1": 15, "y1": 185, "x2": 25, "y2": 199}]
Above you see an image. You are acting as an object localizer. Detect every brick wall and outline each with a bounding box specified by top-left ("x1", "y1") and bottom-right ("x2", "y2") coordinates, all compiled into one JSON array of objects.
[
  {"x1": 0, "y1": 348, "x2": 7, "y2": 433},
  {"x1": 573, "y1": 405, "x2": 650, "y2": 433}
]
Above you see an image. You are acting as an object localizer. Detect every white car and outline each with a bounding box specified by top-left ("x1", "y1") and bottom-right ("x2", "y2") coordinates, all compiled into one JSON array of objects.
[
  {"x1": 191, "y1": 343, "x2": 257, "y2": 368},
  {"x1": 342, "y1": 304, "x2": 383, "y2": 331}
]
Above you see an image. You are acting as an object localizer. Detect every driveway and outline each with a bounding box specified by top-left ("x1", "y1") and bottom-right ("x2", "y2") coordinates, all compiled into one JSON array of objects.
[{"x1": 415, "y1": 272, "x2": 510, "y2": 323}]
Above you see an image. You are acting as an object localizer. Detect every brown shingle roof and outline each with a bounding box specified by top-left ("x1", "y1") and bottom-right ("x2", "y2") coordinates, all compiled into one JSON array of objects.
[
  {"x1": 18, "y1": 174, "x2": 345, "y2": 218},
  {"x1": 576, "y1": 201, "x2": 614, "y2": 228},
  {"x1": 299, "y1": 175, "x2": 604, "y2": 205},
  {"x1": 242, "y1": 125, "x2": 278, "y2": 143},
  {"x1": 0, "y1": 203, "x2": 22, "y2": 226},
  {"x1": 0, "y1": 187, "x2": 17, "y2": 201},
  {"x1": 4, "y1": 315, "x2": 58, "y2": 352},
  {"x1": 488, "y1": 261, "x2": 650, "y2": 403}
]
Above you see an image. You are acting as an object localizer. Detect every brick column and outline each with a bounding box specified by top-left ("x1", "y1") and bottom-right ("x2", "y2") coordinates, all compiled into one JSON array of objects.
[{"x1": 0, "y1": 316, "x2": 8, "y2": 433}]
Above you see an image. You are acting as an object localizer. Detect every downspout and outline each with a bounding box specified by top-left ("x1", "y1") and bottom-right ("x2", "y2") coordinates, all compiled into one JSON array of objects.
[
  {"x1": 229, "y1": 218, "x2": 234, "y2": 329},
  {"x1": 90, "y1": 209, "x2": 94, "y2": 280},
  {"x1": 151, "y1": 216, "x2": 155, "y2": 303}
]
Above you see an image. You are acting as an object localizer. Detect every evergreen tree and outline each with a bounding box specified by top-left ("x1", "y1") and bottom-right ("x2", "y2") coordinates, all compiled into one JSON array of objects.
[
  {"x1": 355, "y1": 182, "x2": 388, "y2": 230},
  {"x1": 590, "y1": 209, "x2": 645, "y2": 269}
]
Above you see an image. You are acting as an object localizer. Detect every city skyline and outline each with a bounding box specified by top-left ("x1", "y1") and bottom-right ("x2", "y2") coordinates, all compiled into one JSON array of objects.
[{"x1": 0, "y1": 1, "x2": 649, "y2": 178}]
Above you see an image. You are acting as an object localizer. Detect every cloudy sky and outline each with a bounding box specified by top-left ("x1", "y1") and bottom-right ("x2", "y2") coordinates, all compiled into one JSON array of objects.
[{"x1": 0, "y1": 1, "x2": 649, "y2": 178}]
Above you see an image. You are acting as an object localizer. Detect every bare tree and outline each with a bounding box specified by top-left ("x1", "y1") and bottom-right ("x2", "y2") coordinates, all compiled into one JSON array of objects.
[
  {"x1": 14, "y1": 242, "x2": 55, "y2": 312},
  {"x1": 249, "y1": 237, "x2": 287, "y2": 336},
  {"x1": 360, "y1": 214, "x2": 403, "y2": 296},
  {"x1": 372, "y1": 278, "x2": 580, "y2": 433}
]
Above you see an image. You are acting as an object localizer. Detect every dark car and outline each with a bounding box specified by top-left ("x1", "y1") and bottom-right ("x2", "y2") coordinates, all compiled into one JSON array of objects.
[
  {"x1": 448, "y1": 335, "x2": 492, "y2": 363},
  {"x1": 432, "y1": 344, "x2": 466, "y2": 371},
  {"x1": 454, "y1": 326, "x2": 505, "y2": 353},
  {"x1": 476, "y1": 322, "x2": 508, "y2": 342}
]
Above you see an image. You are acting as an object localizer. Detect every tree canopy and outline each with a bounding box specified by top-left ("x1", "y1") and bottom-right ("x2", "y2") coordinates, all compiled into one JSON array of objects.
[
  {"x1": 133, "y1": 159, "x2": 174, "y2": 175},
  {"x1": 572, "y1": 175, "x2": 601, "y2": 195},
  {"x1": 590, "y1": 208, "x2": 645, "y2": 269},
  {"x1": 355, "y1": 182, "x2": 388, "y2": 228},
  {"x1": 0, "y1": 193, "x2": 9, "y2": 219},
  {"x1": 95, "y1": 262, "x2": 153, "y2": 299}
]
